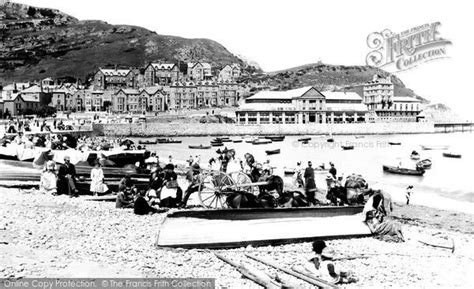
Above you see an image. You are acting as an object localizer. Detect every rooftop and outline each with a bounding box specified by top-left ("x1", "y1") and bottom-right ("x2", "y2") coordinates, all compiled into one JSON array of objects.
[
  {"x1": 393, "y1": 96, "x2": 422, "y2": 103},
  {"x1": 322, "y1": 91, "x2": 362, "y2": 101},
  {"x1": 246, "y1": 86, "x2": 315, "y2": 101},
  {"x1": 99, "y1": 68, "x2": 131, "y2": 77},
  {"x1": 19, "y1": 85, "x2": 42, "y2": 94},
  {"x1": 151, "y1": 63, "x2": 176, "y2": 70}
]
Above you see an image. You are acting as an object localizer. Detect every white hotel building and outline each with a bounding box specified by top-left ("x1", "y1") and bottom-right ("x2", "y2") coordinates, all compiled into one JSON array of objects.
[{"x1": 235, "y1": 86, "x2": 369, "y2": 125}]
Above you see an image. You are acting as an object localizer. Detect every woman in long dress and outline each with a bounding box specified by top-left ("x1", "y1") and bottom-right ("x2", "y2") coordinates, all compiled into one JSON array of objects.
[{"x1": 90, "y1": 161, "x2": 107, "y2": 196}]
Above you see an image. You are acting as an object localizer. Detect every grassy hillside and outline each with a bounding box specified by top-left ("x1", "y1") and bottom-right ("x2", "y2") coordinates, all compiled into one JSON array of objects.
[{"x1": 0, "y1": 2, "x2": 244, "y2": 82}]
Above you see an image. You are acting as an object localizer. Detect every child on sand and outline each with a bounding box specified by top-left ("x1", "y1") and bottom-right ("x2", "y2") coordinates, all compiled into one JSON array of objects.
[{"x1": 406, "y1": 185, "x2": 413, "y2": 205}]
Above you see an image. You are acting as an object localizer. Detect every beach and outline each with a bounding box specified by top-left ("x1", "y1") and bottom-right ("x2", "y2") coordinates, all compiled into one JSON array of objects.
[{"x1": 1, "y1": 188, "x2": 473, "y2": 288}]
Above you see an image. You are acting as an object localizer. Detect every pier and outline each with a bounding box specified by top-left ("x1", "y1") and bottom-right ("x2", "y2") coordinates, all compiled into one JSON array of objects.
[{"x1": 434, "y1": 122, "x2": 474, "y2": 133}]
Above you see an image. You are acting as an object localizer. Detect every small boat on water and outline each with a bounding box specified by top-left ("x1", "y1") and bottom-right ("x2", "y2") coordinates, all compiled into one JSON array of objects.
[
  {"x1": 421, "y1": 145, "x2": 449, "y2": 150},
  {"x1": 245, "y1": 138, "x2": 256, "y2": 143},
  {"x1": 232, "y1": 139, "x2": 243, "y2": 143},
  {"x1": 383, "y1": 165, "x2": 425, "y2": 176},
  {"x1": 388, "y1": 142, "x2": 401, "y2": 145},
  {"x1": 410, "y1": 150, "x2": 420, "y2": 160},
  {"x1": 265, "y1": 149, "x2": 281, "y2": 155},
  {"x1": 138, "y1": 139, "x2": 158, "y2": 145},
  {"x1": 355, "y1": 136, "x2": 365, "y2": 139},
  {"x1": 298, "y1": 137, "x2": 311, "y2": 142},
  {"x1": 265, "y1": 136, "x2": 285, "y2": 142},
  {"x1": 188, "y1": 145, "x2": 211, "y2": 150},
  {"x1": 327, "y1": 138, "x2": 334, "y2": 143},
  {"x1": 252, "y1": 139, "x2": 272, "y2": 145},
  {"x1": 157, "y1": 138, "x2": 182, "y2": 144},
  {"x1": 443, "y1": 152, "x2": 462, "y2": 159},
  {"x1": 210, "y1": 142, "x2": 224, "y2": 147},
  {"x1": 341, "y1": 145, "x2": 354, "y2": 150},
  {"x1": 283, "y1": 167, "x2": 296, "y2": 175},
  {"x1": 416, "y1": 159, "x2": 432, "y2": 169},
  {"x1": 215, "y1": 137, "x2": 232, "y2": 143}
]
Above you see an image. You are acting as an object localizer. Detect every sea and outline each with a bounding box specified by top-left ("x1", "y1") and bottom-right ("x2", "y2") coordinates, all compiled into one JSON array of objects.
[{"x1": 132, "y1": 132, "x2": 474, "y2": 214}]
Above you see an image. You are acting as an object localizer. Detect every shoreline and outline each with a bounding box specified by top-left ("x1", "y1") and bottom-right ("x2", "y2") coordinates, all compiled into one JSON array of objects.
[
  {"x1": 0, "y1": 188, "x2": 473, "y2": 288},
  {"x1": 93, "y1": 122, "x2": 438, "y2": 137}
]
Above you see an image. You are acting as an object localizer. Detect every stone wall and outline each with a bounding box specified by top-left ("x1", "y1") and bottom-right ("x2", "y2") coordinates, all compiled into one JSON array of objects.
[{"x1": 94, "y1": 122, "x2": 436, "y2": 137}]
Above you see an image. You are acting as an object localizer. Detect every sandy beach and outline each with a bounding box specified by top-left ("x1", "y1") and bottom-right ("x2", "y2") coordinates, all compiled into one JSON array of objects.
[{"x1": 0, "y1": 187, "x2": 473, "y2": 288}]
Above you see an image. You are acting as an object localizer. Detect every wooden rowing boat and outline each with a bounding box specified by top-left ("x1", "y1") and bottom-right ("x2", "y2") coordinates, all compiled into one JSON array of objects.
[
  {"x1": 211, "y1": 142, "x2": 224, "y2": 147},
  {"x1": 297, "y1": 137, "x2": 311, "y2": 142},
  {"x1": 421, "y1": 145, "x2": 449, "y2": 150},
  {"x1": 265, "y1": 136, "x2": 285, "y2": 142},
  {"x1": 327, "y1": 138, "x2": 334, "y2": 143},
  {"x1": 341, "y1": 145, "x2": 354, "y2": 150},
  {"x1": 443, "y1": 152, "x2": 462, "y2": 159},
  {"x1": 138, "y1": 140, "x2": 158, "y2": 145},
  {"x1": 265, "y1": 149, "x2": 280, "y2": 155},
  {"x1": 155, "y1": 206, "x2": 370, "y2": 248},
  {"x1": 157, "y1": 138, "x2": 182, "y2": 144},
  {"x1": 382, "y1": 165, "x2": 425, "y2": 176},
  {"x1": 0, "y1": 159, "x2": 149, "y2": 179},
  {"x1": 189, "y1": 144, "x2": 211, "y2": 149},
  {"x1": 388, "y1": 142, "x2": 401, "y2": 145},
  {"x1": 416, "y1": 159, "x2": 432, "y2": 169},
  {"x1": 252, "y1": 139, "x2": 272, "y2": 145}
]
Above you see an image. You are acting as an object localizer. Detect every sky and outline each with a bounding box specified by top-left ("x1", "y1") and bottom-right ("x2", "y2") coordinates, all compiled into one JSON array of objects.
[{"x1": 14, "y1": 0, "x2": 474, "y2": 120}]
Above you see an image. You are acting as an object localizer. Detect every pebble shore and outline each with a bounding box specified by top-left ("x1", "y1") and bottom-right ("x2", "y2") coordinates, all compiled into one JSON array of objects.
[{"x1": 0, "y1": 188, "x2": 473, "y2": 288}]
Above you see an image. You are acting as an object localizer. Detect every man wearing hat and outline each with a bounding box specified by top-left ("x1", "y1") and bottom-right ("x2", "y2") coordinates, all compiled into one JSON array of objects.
[
  {"x1": 304, "y1": 240, "x2": 358, "y2": 284},
  {"x1": 304, "y1": 161, "x2": 317, "y2": 205},
  {"x1": 179, "y1": 163, "x2": 201, "y2": 208},
  {"x1": 329, "y1": 162, "x2": 337, "y2": 180}
]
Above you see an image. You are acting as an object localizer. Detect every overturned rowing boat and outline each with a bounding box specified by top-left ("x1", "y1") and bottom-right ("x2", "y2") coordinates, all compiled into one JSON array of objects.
[{"x1": 155, "y1": 206, "x2": 370, "y2": 248}]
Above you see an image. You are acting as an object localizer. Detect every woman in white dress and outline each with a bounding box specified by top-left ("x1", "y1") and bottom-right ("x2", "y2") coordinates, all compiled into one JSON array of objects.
[
  {"x1": 90, "y1": 161, "x2": 107, "y2": 196},
  {"x1": 40, "y1": 161, "x2": 58, "y2": 195}
]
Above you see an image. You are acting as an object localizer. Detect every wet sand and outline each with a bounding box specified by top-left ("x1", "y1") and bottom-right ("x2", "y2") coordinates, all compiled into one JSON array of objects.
[{"x1": 0, "y1": 188, "x2": 473, "y2": 288}]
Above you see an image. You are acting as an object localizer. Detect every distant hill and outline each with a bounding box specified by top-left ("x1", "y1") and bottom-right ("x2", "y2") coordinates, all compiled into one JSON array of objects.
[
  {"x1": 1, "y1": 1, "x2": 430, "y2": 106},
  {"x1": 0, "y1": 2, "x2": 245, "y2": 83},
  {"x1": 422, "y1": 103, "x2": 465, "y2": 122},
  {"x1": 240, "y1": 63, "x2": 427, "y2": 102}
]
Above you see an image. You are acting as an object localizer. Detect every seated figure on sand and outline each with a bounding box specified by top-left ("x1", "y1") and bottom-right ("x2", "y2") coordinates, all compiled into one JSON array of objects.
[
  {"x1": 365, "y1": 211, "x2": 404, "y2": 243},
  {"x1": 302, "y1": 240, "x2": 358, "y2": 284},
  {"x1": 57, "y1": 155, "x2": 79, "y2": 197},
  {"x1": 134, "y1": 190, "x2": 159, "y2": 215},
  {"x1": 116, "y1": 186, "x2": 134, "y2": 209},
  {"x1": 40, "y1": 161, "x2": 58, "y2": 195}
]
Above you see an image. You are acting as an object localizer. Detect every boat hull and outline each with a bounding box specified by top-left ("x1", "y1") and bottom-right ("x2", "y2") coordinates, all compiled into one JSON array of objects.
[
  {"x1": 383, "y1": 165, "x2": 425, "y2": 176},
  {"x1": 155, "y1": 206, "x2": 370, "y2": 249},
  {"x1": 443, "y1": 153, "x2": 461, "y2": 158},
  {"x1": 265, "y1": 149, "x2": 280, "y2": 155}
]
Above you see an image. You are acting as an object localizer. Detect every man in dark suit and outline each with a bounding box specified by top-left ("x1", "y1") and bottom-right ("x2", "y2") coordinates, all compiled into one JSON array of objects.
[
  {"x1": 58, "y1": 156, "x2": 78, "y2": 197},
  {"x1": 304, "y1": 161, "x2": 317, "y2": 205}
]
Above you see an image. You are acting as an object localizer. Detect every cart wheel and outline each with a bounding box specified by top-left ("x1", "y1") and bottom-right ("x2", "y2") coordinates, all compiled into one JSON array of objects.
[
  {"x1": 198, "y1": 171, "x2": 235, "y2": 209},
  {"x1": 229, "y1": 171, "x2": 259, "y2": 195}
]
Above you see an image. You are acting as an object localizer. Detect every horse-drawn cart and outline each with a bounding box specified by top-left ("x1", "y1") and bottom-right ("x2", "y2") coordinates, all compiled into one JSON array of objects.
[{"x1": 197, "y1": 170, "x2": 270, "y2": 209}]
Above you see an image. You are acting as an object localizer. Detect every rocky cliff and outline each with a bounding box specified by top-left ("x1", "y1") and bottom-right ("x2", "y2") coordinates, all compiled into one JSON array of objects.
[
  {"x1": 240, "y1": 63, "x2": 425, "y2": 101},
  {"x1": 0, "y1": 2, "x2": 244, "y2": 82}
]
